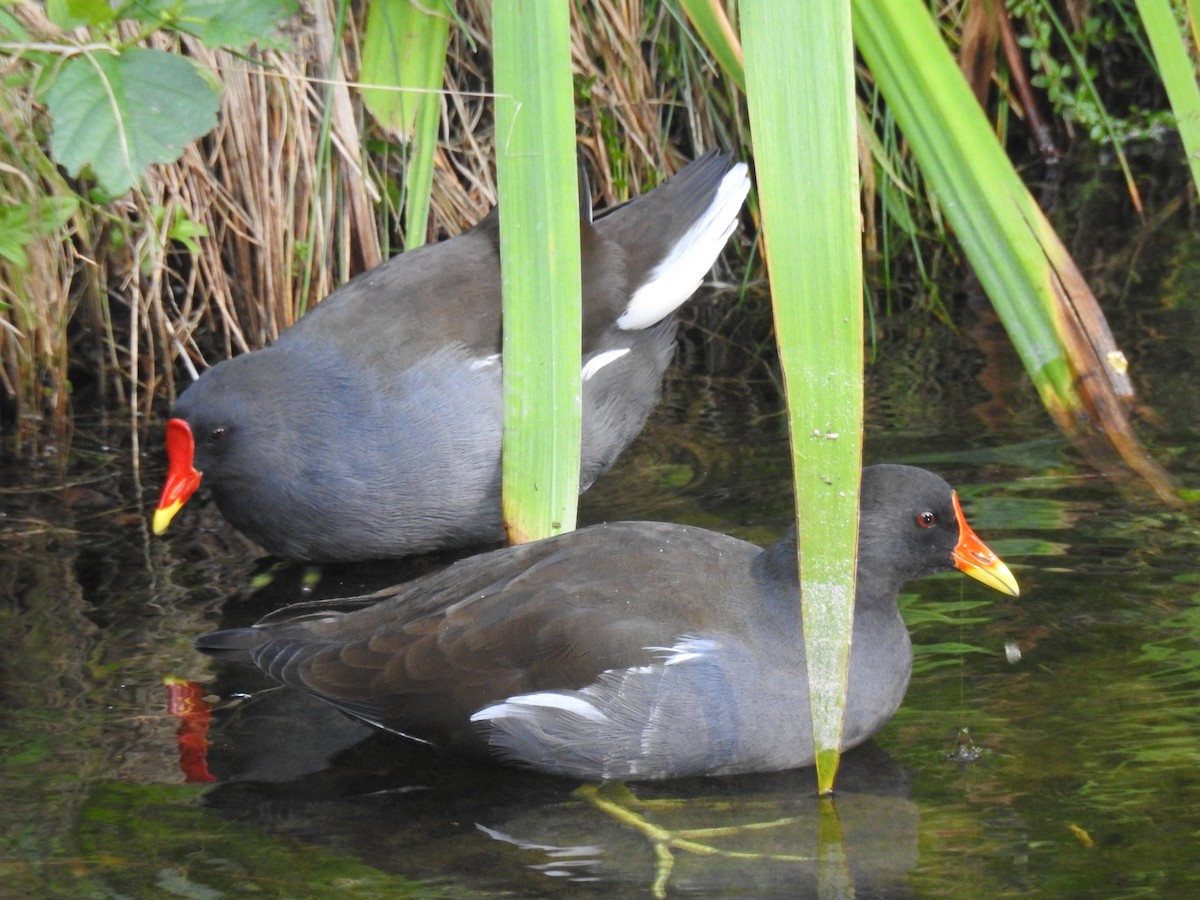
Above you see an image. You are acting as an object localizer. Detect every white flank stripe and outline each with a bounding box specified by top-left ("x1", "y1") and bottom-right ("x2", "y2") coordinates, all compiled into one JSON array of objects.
[
  {"x1": 644, "y1": 637, "x2": 720, "y2": 666},
  {"x1": 472, "y1": 691, "x2": 608, "y2": 723},
  {"x1": 581, "y1": 348, "x2": 630, "y2": 381},
  {"x1": 469, "y1": 353, "x2": 500, "y2": 371},
  {"x1": 617, "y1": 164, "x2": 751, "y2": 331}
]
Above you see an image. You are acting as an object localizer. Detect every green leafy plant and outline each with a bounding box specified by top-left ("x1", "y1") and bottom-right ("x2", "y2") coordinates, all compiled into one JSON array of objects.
[
  {"x1": 44, "y1": 46, "x2": 220, "y2": 198},
  {"x1": 21, "y1": 0, "x2": 297, "y2": 197},
  {"x1": 0, "y1": 196, "x2": 78, "y2": 269}
]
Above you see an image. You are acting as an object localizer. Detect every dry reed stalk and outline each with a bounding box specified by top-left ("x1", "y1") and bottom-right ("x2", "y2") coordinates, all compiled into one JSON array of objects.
[
  {"x1": 429, "y1": 9, "x2": 496, "y2": 238},
  {"x1": 135, "y1": 0, "x2": 384, "y2": 410},
  {"x1": 0, "y1": 9, "x2": 84, "y2": 443}
]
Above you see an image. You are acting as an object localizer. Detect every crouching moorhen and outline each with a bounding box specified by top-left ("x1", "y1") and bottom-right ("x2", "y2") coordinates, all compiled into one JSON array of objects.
[
  {"x1": 154, "y1": 151, "x2": 751, "y2": 561},
  {"x1": 196, "y1": 465, "x2": 1020, "y2": 781}
]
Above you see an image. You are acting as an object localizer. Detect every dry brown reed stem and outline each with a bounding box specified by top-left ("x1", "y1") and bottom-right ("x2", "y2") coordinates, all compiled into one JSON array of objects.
[
  {"x1": 0, "y1": 7, "x2": 82, "y2": 442},
  {"x1": 134, "y1": 0, "x2": 383, "y2": 410}
]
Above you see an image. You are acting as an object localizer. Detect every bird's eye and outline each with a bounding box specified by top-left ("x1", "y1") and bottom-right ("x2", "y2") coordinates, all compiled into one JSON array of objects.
[
  {"x1": 205, "y1": 427, "x2": 227, "y2": 446},
  {"x1": 916, "y1": 511, "x2": 937, "y2": 528}
]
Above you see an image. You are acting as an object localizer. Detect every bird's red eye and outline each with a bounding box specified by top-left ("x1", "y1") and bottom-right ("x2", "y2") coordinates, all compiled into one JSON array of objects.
[{"x1": 917, "y1": 511, "x2": 937, "y2": 528}]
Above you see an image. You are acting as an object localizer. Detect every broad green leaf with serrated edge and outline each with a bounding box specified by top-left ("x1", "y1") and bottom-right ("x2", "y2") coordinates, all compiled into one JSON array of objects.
[{"x1": 45, "y1": 48, "x2": 219, "y2": 197}]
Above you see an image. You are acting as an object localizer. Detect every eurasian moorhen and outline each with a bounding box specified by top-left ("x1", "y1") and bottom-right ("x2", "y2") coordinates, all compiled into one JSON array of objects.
[
  {"x1": 154, "y1": 151, "x2": 751, "y2": 561},
  {"x1": 196, "y1": 465, "x2": 1020, "y2": 780}
]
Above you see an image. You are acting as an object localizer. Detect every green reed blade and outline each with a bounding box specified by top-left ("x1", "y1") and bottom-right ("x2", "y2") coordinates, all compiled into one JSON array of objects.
[
  {"x1": 742, "y1": 0, "x2": 864, "y2": 795},
  {"x1": 1133, "y1": 0, "x2": 1200, "y2": 197},
  {"x1": 493, "y1": 0, "x2": 582, "y2": 544}
]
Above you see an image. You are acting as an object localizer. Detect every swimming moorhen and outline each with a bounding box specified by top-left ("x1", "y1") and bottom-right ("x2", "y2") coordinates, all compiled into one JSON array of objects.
[
  {"x1": 196, "y1": 464, "x2": 1019, "y2": 780},
  {"x1": 154, "y1": 151, "x2": 750, "y2": 561}
]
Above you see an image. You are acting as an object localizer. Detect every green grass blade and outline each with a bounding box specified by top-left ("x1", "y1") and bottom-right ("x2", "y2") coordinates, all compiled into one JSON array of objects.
[
  {"x1": 1134, "y1": 0, "x2": 1200, "y2": 197},
  {"x1": 676, "y1": 0, "x2": 745, "y2": 92},
  {"x1": 493, "y1": 0, "x2": 582, "y2": 544},
  {"x1": 359, "y1": 0, "x2": 452, "y2": 250},
  {"x1": 742, "y1": 0, "x2": 864, "y2": 795}
]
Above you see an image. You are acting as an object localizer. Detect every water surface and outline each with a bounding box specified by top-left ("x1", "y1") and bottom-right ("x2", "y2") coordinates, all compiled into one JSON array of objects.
[{"x1": 3, "y1": 152, "x2": 1199, "y2": 897}]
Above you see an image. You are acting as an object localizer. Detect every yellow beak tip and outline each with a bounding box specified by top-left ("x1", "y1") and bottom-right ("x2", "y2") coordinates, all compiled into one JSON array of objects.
[
  {"x1": 967, "y1": 560, "x2": 1020, "y2": 597},
  {"x1": 152, "y1": 503, "x2": 181, "y2": 536}
]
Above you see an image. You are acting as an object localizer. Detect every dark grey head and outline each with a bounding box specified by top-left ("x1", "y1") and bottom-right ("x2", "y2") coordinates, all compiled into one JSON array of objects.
[{"x1": 761, "y1": 464, "x2": 1018, "y2": 603}]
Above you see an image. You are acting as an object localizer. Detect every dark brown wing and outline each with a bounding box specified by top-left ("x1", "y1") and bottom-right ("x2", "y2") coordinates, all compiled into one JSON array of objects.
[{"x1": 231, "y1": 522, "x2": 761, "y2": 752}]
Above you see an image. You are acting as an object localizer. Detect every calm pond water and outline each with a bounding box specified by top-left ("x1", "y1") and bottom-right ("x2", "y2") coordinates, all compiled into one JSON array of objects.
[{"x1": 4, "y1": 151, "x2": 1200, "y2": 898}]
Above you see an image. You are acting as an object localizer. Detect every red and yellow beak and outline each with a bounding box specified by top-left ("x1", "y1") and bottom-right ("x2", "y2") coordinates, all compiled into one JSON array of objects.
[
  {"x1": 950, "y1": 491, "x2": 1019, "y2": 596},
  {"x1": 153, "y1": 418, "x2": 202, "y2": 535}
]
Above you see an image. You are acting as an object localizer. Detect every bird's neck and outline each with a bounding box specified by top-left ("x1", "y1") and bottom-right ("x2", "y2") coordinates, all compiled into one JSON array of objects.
[{"x1": 758, "y1": 529, "x2": 906, "y2": 614}]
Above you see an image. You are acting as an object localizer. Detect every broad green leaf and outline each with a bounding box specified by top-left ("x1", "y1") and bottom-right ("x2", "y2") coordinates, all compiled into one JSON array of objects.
[
  {"x1": 45, "y1": 48, "x2": 220, "y2": 197},
  {"x1": 742, "y1": 0, "x2": 863, "y2": 794},
  {"x1": 494, "y1": 0, "x2": 582, "y2": 545}
]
